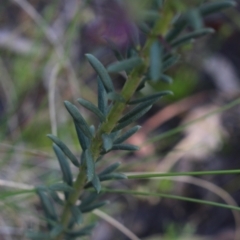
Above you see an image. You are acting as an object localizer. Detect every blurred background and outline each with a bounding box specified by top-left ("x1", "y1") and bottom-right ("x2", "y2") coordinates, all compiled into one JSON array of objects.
[{"x1": 1, "y1": 0, "x2": 240, "y2": 239}]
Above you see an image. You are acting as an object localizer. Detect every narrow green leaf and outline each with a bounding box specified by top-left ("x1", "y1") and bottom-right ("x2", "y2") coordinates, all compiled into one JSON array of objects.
[
  {"x1": 119, "y1": 98, "x2": 158, "y2": 123},
  {"x1": 86, "y1": 54, "x2": 114, "y2": 93},
  {"x1": 98, "y1": 77, "x2": 108, "y2": 116},
  {"x1": 81, "y1": 201, "x2": 109, "y2": 213},
  {"x1": 99, "y1": 173, "x2": 128, "y2": 181},
  {"x1": 113, "y1": 126, "x2": 141, "y2": 144},
  {"x1": 84, "y1": 149, "x2": 95, "y2": 182},
  {"x1": 91, "y1": 175, "x2": 101, "y2": 193},
  {"x1": 36, "y1": 189, "x2": 58, "y2": 221},
  {"x1": 71, "y1": 206, "x2": 83, "y2": 225},
  {"x1": 102, "y1": 188, "x2": 240, "y2": 212},
  {"x1": 199, "y1": 1, "x2": 236, "y2": 16},
  {"x1": 47, "y1": 134, "x2": 80, "y2": 167},
  {"x1": 102, "y1": 134, "x2": 113, "y2": 152},
  {"x1": 112, "y1": 105, "x2": 152, "y2": 131},
  {"x1": 111, "y1": 144, "x2": 139, "y2": 151},
  {"x1": 53, "y1": 144, "x2": 73, "y2": 186},
  {"x1": 165, "y1": 15, "x2": 188, "y2": 42},
  {"x1": 80, "y1": 192, "x2": 99, "y2": 209},
  {"x1": 64, "y1": 101, "x2": 93, "y2": 139},
  {"x1": 160, "y1": 74, "x2": 173, "y2": 84},
  {"x1": 128, "y1": 91, "x2": 173, "y2": 105},
  {"x1": 187, "y1": 9, "x2": 203, "y2": 30},
  {"x1": 99, "y1": 162, "x2": 121, "y2": 176},
  {"x1": 171, "y1": 28, "x2": 214, "y2": 49},
  {"x1": 49, "y1": 183, "x2": 74, "y2": 193},
  {"x1": 107, "y1": 57, "x2": 143, "y2": 73},
  {"x1": 150, "y1": 40, "x2": 163, "y2": 82},
  {"x1": 74, "y1": 122, "x2": 90, "y2": 151},
  {"x1": 65, "y1": 224, "x2": 96, "y2": 237},
  {"x1": 49, "y1": 191, "x2": 64, "y2": 205},
  {"x1": 163, "y1": 54, "x2": 180, "y2": 71},
  {"x1": 50, "y1": 225, "x2": 63, "y2": 238},
  {"x1": 77, "y1": 98, "x2": 106, "y2": 122},
  {"x1": 90, "y1": 125, "x2": 95, "y2": 135},
  {"x1": 107, "y1": 92, "x2": 125, "y2": 103}
]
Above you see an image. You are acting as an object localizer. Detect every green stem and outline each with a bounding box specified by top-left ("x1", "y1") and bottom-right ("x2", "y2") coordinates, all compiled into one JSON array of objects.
[{"x1": 55, "y1": 4, "x2": 175, "y2": 239}]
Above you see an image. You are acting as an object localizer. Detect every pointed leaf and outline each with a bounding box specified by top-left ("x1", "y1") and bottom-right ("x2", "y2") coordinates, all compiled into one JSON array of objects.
[
  {"x1": 98, "y1": 77, "x2": 108, "y2": 116},
  {"x1": 114, "y1": 126, "x2": 141, "y2": 144},
  {"x1": 80, "y1": 192, "x2": 99, "y2": 209},
  {"x1": 74, "y1": 123, "x2": 90, "y2": 151},
  {"x1": 118, "y1": 98, "x2": 158, "y2": 123},
  {"x1": 86, "y1": 54, "x2": 114, "y2": 93},
  {"x1": 187, "y1": 9, "x2": 203, "y2": 30},
  {"x1": 150, "y1": 40, "x2": 163, "y2": 82},
  {"x1": 49, "y1": 191, "x2": 64, "y2": 205},
  {"x1": 50, "y1": 225, "x2": 63, "y2": 238},
  {"x1": 71, "y1": 206, "x2": 83, "y2": 225},
  {"x1": 99, "y1": 173, "x2": 128, "y2": 181},
  {"x1": 112, "y1": 105, "x2": 152, "y2": 131},
  {"x1": 49, "y1": 183, "x2": 74, "y2": 193},
  {"x1": 99, "y1": 162, "x2": 121, "y2": 176},
  {"x1": 36, "y1": 189, "x2": 58, "y2": 221},
  {"x1": 163, "y1": 54, "x2": 180, "y2": 71},
  {"x1": 77, "y1": 98, "x2": 106, "y2": 122},
  {"x1": 107, "y1": 57, "x2": 143, "y2": 73},
  {"x1": 47, "y1": 134, "x2": 80, "y2": 167},
  {"x1": 111, "y1": 144, "x2": 139, "y2": 151},
  {"x1": 102, "y1": 134, "x2": 113, "y2": 152},
  {"x1": 171, "y1": 28, "x2": 214, "y2": 49},
  {"x1": 160, "y1": 74, "x2": 173, "y2": 84},
  {"x1": 128, "y1": 91, "x2": 173, "y2": 105},
  {"x1": 107, "y1": 92, "x2": 125, "y2": 103},
  {"x1": 104, "y1": 38, "x2": 124, "y2": 61},
  {"x1": 199, "y1": 1, "x2": 236, "y2": 16},
  {"x1": 64, "y1": 101, "x2": 93, "y2": 139},
  {"x1": 53, "y1": 144, "x2": 73, "y2": 186},
  {"x1": 81, "y1": 201, "x2": 109, "y2": 213},
  {"x1": 91, "y1": 175, "x2": 101, "y2": 193},
  {"x1": 84, "y1": 149, "x2": 95, "y2": 182}
]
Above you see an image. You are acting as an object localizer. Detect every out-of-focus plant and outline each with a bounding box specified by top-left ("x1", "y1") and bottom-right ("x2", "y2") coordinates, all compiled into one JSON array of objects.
[{"x1": 23, "y1": 1, "x2": 237, "y2": 239}]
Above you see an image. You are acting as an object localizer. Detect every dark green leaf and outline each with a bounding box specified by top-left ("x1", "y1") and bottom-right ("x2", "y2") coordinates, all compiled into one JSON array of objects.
[
  {"x1": 99, "y1": 173, "x2": 128, "y2": 181},
  {"x1": 77, "y1": 98, "x2": 106, "y2": 122},
  {"x1": 107, "y1": 57, "x2": 143, "y2": 73},
  {"x1": 98, "y1": 77, "x2": 108, "y2": 116},
  {"x1": 81, "y1": 201, "x2": 109, "y2": 213},
  {"x1": 128, "y1": 91, "x2": 173, "y2": 105},
  {"x1": 92, "y1": 175, "x2": 101, "y2": 193},
  {"x1": 107, "y1": 92, "x2": 125, "y2": 103},
  {"x1": 187, "y1": 9, "x2": 203, "y2": 30},
  {"x1": 171, "y1": 28, "x2": 214, "y2": 49},
  {"x1": 64, "y1": 101, "x2": 93, "y2": 139},
  {"x1": 114, "y1": 126, "x2": 141, "y2": 144},
  {"x1": 160, "y1": 74, "x2": 173, "y2": 84},
  {"x1": 65, "y1": 224, "x2": 96, "y2": 238},
  {"x1": 50, "y1": 225, "x2": 63, "y2": 238},
  {"x1": 85, "y1": 54, "x2": 114, "y2": 93},
  {"x1": 74, "y1": 123, "x2": 90, "y2": 151},
  {"x1": 84, "y1": 149, "x2": 95, "y2": 182},
  {"x1": 49, "y1": 183, "x2": 74, "y2": 193},
  {"x1": 199, "y1": 1, "x2": 236, "y2": 16},
  {"x1": 80, "y1": 192, "x2": 99, "y2": 209},
  {"x1": 150, "y1": 40, "x2": 163, "y2": 82},
  {"x1": 36, "y1": 189, "x2": 58, "y2": 221},
  {"x1": 111, "y1": 144, "x2": 139, "y2": 151},
  {"x1": 47, "y1": 134, "x2": 80, "y2": 167},
  {"x1": 102, "y1": 134, "x2": 113, "y2": 152},
  {"x1": 163, "y1": 55, "x2": 180, "y2": 71},
  {"x1": 90, "y1": 125, "x2": 95, "y2": 135},
  {"x1": 49, "y1": 191, "x2": 64, "y2": 205},
  {"x1": 71, "y1": 206, "x2": 83, "y2": 225},
  {"x1": 53, "y1": 144, "x2": 73, "y2": 186},
  {"x1": 119, "y1": 98, "x2": 158, "y2": 123},
  {"x1": 112, "y1": 105, "x2": 152, "y2": 131},
  {"x1": 99, "y1": 162, "x2": 121, "y2": 176}
]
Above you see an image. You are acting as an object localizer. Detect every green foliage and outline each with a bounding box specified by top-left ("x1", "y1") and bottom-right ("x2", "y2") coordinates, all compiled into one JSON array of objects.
[{"x1": 16, "y1": 1, "x2": 236, "y2": 239}]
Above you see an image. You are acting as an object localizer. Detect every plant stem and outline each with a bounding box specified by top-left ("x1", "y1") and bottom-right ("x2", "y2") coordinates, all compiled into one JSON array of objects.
[{"x1": 54, "y1": 3, "x2": 175, "y2": 239}]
